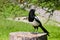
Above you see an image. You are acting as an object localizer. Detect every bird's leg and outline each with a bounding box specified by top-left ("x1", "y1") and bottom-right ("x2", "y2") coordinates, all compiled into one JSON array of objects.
[
  {"x1": 33, "y1": 26, "x2": 38, "y2": 34},
  {"x1": 35, "y1": 27, "x2": 38, "y2": 33},
  {"x1": 32, "y1": 28, "x2": 36, "y2": 32}
]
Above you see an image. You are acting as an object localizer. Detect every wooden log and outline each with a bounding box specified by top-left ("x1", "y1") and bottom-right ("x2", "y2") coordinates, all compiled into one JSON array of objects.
[{"x1": 9, "y1": 32, "x2": 47, "y2": 40}]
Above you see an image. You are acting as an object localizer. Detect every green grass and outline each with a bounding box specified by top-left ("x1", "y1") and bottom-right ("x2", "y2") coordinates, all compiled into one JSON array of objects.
[
  {"x1": 0, "y1": 2, "x2": 29, "y2": 18},
  {"x1": 45, "y1": 24, "x2": 60, "y2": 40},
  {"x1": 44, "y1": 20, "x2": 60, "y2": 40},
  {"x1": 0, "y1": 19, "x2": 33, "y2": 40},
  {"x1": 0, "y1": 18, "x2": 60, "y2": 40}
]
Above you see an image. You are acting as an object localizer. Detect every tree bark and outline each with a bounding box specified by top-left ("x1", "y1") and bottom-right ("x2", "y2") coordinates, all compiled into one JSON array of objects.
[{"x1": 10, "y1": 32, "x2": 47, "y2": 40}]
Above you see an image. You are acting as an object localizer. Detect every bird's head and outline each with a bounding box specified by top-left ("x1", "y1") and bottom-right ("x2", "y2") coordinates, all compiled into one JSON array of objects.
[{"x1": 28, "y1": 9, "x2": 36, "y2": 22}]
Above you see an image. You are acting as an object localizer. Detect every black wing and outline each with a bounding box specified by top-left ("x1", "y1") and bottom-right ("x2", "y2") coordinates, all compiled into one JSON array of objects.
[{"x1": 28, "y1": 9, "x2": 35, "y2": 22}]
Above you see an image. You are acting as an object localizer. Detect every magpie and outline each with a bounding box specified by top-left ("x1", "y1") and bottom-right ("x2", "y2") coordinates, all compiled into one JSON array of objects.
[{"x1": 28, "y1": 9, "x2": 49, "y2": 36}]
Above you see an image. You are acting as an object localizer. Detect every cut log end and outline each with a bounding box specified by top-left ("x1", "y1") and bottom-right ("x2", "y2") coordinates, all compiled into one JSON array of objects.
[{"x1": 9, "y1": 32, "x2": 47, "y2": 40}]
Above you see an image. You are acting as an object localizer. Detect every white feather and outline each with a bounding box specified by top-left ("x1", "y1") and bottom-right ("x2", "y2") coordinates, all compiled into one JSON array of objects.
[
  {"x1": 30, "y1": 19, "x2": 39, "y2": 26},
  {"x1": 30, "y1": 16, "x2": 40, "y2": 26}
]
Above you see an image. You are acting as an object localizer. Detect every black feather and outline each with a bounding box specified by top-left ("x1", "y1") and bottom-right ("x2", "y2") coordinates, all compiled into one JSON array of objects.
[
  {"x1": 28, "y1": 9, "x2": 35, "y2": 22},
  {"x1": 28, "y1": 9, "x2": 49, "y2": 36}
]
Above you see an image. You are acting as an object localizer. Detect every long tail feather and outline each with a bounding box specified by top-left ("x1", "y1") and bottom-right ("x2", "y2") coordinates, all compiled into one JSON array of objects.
[{"x1": 39, "y1": 25, "x2": 49, "y2": 36}]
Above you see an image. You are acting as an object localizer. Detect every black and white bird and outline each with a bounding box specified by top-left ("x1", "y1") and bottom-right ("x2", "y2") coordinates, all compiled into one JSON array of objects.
[{"x1": 28, "y1": 9, "x2": 49, "y2": 36}]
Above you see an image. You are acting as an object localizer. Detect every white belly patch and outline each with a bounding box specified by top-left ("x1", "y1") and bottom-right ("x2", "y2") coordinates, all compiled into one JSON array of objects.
[{"x1": 30, "y1": 19, "x2": 40, "y2": 26}]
